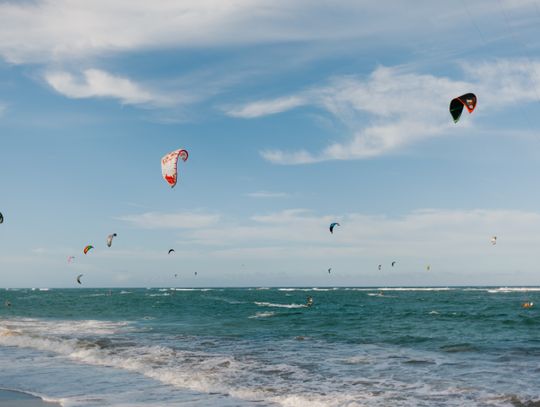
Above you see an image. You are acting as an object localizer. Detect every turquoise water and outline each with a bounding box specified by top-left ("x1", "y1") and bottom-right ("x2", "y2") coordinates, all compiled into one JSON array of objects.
[{"x1": 0, "y1": 287, "x2": 539, "y2": 406}]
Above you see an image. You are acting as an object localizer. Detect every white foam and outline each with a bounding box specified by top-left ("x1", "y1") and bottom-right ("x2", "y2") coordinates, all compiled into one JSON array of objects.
[
  {"x1": 248, "y1": 312, "x2": 275, "y2": 319},
  {"x1": 254, "y1": 302, "x2": 306, "y2": 309},
  {"x1": 0, "y1": 318, "x2": 130, "y2": 336},
  {"x1": 378, "y1": 287, "x2": 454, "y2": 291},
  {"x1": 487, "y1": 287, "x2": 540, "y2": 293}
]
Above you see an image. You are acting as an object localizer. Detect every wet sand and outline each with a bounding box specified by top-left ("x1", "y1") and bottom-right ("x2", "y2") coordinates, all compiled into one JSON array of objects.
[{"x1": 0, "y1": 390, "x2": 59, "y2": 406}]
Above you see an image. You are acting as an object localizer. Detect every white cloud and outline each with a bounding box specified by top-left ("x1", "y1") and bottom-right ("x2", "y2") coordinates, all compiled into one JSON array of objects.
[
  {"x1": 45, "y1": 69, "x2": 171, "y2": 106},
  {"x1": 0, "y1": 1, "x2": 532, "y2": 64},
  {"x1": 227, "y1": 96, "x2": 306, "y2": 118},
  {"x1": 245, "y1": 191, "x2": 289, "y2": 199},
  {"x1": 181, "y1": 208, "x2": 540, "y2": 264},
  {"x1": 117, "y1": 211, "x2": 220, "y2": 229},
  {"x1": 231, "y1": 61, "x2": 540, "y2": 164}
]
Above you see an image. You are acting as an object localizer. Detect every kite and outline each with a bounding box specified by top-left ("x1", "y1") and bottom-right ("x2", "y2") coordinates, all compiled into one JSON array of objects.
[
  {"x1": 328, "y1": 268, "x2": 332, "y2": 274},
  {"x1": 449, "y1": 93, "x2": 477, "y2": 123},
  {"x1": 67, "y1": 256, "x2": 75, "y2": 264},
  {"x1": 161, "y1": 149, "x2": 188, "y2": 188},
  {"x1": 329, "y1": 222, "x2": 340, "y2": 234},
  {"x1": 107, "y1": 233, "x2": 117, "y2": 248},
  {"x1": 76, "y1": 274, "x2": 83, "y2": 284},
  {"x1": 391, "y1": 261, "x2": 396, "y2": 267},
  {"x1": 378, "y1": 264, "x2": 382, "y2": 271},
  {"x1": 168, "y1": 249, "x2": 175, "y2": 255},
  {"x1": 83, "y1": 245, "x2": 94, "y2": 255},
  {"x1": 0, "y1": 212, "x2": 3, "y2": 224},
  {"x1": 490, "y1": 236, "x2": 497, "y2": 245}
]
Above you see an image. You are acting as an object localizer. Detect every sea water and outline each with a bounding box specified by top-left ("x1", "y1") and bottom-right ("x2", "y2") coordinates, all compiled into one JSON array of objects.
[{"x1": 0, "y1": 287, "x2": 539, "y2": 406}]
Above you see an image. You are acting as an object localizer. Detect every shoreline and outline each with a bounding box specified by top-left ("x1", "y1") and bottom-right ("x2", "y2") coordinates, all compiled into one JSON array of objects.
[{"x1": 0, "y1": 390, "x2": 60, "y2": 407}]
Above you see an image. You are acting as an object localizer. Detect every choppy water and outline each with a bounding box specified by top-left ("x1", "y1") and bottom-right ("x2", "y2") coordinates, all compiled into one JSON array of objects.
[{"x1": 0, "y1": 287, "x2": 539, "y2": 406}]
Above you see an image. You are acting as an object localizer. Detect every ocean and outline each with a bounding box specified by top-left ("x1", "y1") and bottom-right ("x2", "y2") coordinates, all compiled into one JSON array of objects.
[{"x1": 0, "y1": 287, "x2": 539, "y2": 406}]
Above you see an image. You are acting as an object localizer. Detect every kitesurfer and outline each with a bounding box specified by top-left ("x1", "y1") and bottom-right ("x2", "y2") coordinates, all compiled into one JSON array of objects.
[{"x1": 306, "y1": 296, "x2": 313, "y2": 307}]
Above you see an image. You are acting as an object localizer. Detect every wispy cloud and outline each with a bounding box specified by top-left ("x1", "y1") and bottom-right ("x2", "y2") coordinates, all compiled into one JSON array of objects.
[
  {"x1": 0, "y1": 1, "x2": 532, "y2": 64},
  {"x1": 117, "y1": 211, "x2": 220, "y2": 229},
  {"x1": 45, "y1": 69, "x2": 172, "y2": 106},
  {"x1": 245, "y1": 191, "x2": 289, "y2": 199},
  {"x1": 230, "y1": 61, "x2": 540, "y2": 164},
  {"x1": 181, "y1": 208, "x2": 540, "y2": 262},
  {"x1": 227, "y1": 96, "x2": 306, "y2": 118}
]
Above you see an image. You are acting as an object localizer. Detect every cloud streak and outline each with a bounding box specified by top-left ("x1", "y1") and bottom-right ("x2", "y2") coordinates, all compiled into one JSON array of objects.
[
  {"x1": 45, "y1": 69, "x2": 172, "y2": 106},
  {"x1": 117, "y1": 211, "x2": 220, "y2": 229},
  {"x1": 185, "y1": 208, "x2": 540, "y2": 262},
  {"x1": 245, "y1": 191, "x2": 289, "y2": 199},
  {"x1": 0, "y1": 1, "x2": 533, "y2": 64}
]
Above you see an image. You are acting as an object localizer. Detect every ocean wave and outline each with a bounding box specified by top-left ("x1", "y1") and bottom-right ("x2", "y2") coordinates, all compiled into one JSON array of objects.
[
  {"x1": 0, "y1": 322, "x2": 307, "y2": 405},
  {"x1": 487, "y1": 287, "x2": 540, "y2": 293},
  {"x1": 0, "y1": 318, "x2": 130, "y2": 336},
  {"x1": 378, "y1": 287, "x2": 454, "y2": 291},
  {"x1": 254, "y1": 302, "x2": 307, "y2": 309}
]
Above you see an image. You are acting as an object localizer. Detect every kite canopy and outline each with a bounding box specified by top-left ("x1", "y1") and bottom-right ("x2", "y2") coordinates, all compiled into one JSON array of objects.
[
  {"x1": 67, "y1": 256, "x2": 75, "y2": 264},
  {"x1": 77, "y1": 274, "x2": 83, "y2": 284},
  {"x1": 83, "y1": 245, "x2": 94, "y2": 255},
  {"x1": 449, "y1": 93, "x2": 477, "y2": 123},
  {"x1": 0, "y1": 212, "x2": 3, "y2": 224},
  {"x1": 491, "y1": 236, "x2": 497, "y2": 245},
  {"x1": 391, "y1": 261, "x2": 396, "y2": 267},
  {"x1": 329, "y1": 222, "x2": 340, "y2": 233},
  {"x1": 107, "y1": 233, "x2": 117, "y2": 248},
  {"x1": 168, "y1": 249, "x2": 175, "y2": 254},
  {"x1": 161, "y1": 149, "x2": 188, "y2": 188}
]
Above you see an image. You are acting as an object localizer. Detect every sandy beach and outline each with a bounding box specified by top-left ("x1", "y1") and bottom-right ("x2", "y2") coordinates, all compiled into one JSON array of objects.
[{"x1": 0, "y1": 390, "x2": 59, "y2": 407}]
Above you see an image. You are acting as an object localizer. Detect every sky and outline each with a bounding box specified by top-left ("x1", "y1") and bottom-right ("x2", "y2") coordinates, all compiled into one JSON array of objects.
[{"x1": 1, "y1": 0, "x2": 540, "y2": 287}]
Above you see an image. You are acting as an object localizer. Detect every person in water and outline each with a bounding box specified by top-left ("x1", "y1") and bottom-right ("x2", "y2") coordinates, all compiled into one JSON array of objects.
[
  {"x1": 306, "y1": 296, "x2": 313, "y2": 307},
  {"x1": 522, "y1": 301, "x2": 534, "y2": 309}
]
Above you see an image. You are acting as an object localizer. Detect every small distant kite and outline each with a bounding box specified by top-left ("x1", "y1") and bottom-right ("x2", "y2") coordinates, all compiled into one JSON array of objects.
[
  {"x1": 490, "y1": 236, "x2": 497, "y2": 245},
  {"x1": 426, "y1": 265, "x2": 431, "y2": 271},
  {"x1": 174, "y1": 274, "x2": 178, "y2": 278},
  {"x1": 107, "y1": 233, "x2": 117, "y2": 248},
  {"x1": 391, "y1": 261, "x2": 396, "y2": 267},
  {"x1": 67, "y1": 256, "x2": 75, "y2": 264},
  {"x1": 194, "y1": 272, "x2": 198, "y2": 276},
  {"x1": 449, "y1": 93, "x2": 477, "y2": 123},
  {"x1": 329, "y1": 222, "x2": 340, "y2": 234},
  {"x1": 83, "y1": 245, "x2": 94, "y2": 255},
  {"x1": 161, "y1": 149, "x2": 189, "y2": 188},
  {"x1": 0, "y1": 212, "x2": 3, "y2": 224},
  {"x1": 328, "y1": 268, "x2": 332, "y2": 274},
  {"x1": 378, "y1": 264, "x2": 382, "y2": 271},
  {"x1": 168, "y1": 249, "x2": 175, "y2": 255},
  {"x1": 76, "y1": 274, "x2": 83, "y2": 284}
]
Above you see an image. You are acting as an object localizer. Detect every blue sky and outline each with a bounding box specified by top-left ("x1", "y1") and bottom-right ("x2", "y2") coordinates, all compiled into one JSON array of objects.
[{"x1": 1, "y1": 1, "x2": 540, "y2": 287}]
